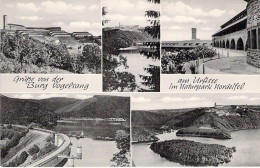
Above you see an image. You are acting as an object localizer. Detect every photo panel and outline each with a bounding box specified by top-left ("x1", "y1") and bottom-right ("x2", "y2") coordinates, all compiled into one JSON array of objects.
[
  {"x1": 102, "y1": 0, "x2": 161, "y2": 92},
  {"x1": 0, "y1": 0, "x2": 101, "y2": 74},
  {"x1": 131, "y1": 93, "x2": 260, "y2": 167},
  {"x1": 161, "y1": 0, "x2": 260, "y2": 75},
  {"x1": 0, "y1": 93, "x2": 131, "y2": 167}
]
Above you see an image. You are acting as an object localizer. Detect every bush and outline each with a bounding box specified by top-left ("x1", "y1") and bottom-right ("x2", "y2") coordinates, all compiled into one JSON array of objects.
[
  {"x1": 28, "y1": 144, "x2": 40, "y2": 155},
  {"x1": 6, "y1": 151, "x2": 28, "y2": 167},
  {"x1": 45, "y1": 135, "x2": 53, "y2": 143},
  {"x1": 161, "y1": 46, "x2": 216, "y2": 74},
  {"x1": 1, "y1": 129, "x2": 28, "y2": 158}
]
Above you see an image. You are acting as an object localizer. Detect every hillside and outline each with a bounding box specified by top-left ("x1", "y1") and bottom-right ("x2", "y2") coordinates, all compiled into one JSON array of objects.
[
  {"x1": 57, "y1": 95, "x2": 130, "y2": 119},
  {"x1": 103, "y1": 29, "x2": 153, "y2": 55},
  {"x1": 0, "y1": 95, "x2": 58, "y2": 128},
  {"x1": 0, "y1": 95, "x2": 130, "y2": 127},
  {"x1": 132, "y1": 106, "x2": 260, "y2": 141}
]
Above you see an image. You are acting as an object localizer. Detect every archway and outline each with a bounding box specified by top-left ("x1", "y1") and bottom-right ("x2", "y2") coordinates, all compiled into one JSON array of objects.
[
  {"x1": 222, "y1": 40, "x2": 225, "y2": 48},
  {"x1": 231, "y1": 39, "x2": 235, "y2": 49},
  {"x1": 226, "y1": 40, "x2": 230, "y2": 49},
  {"x1": 237, "y1": 38, "x2": 244, "y2": 50}
]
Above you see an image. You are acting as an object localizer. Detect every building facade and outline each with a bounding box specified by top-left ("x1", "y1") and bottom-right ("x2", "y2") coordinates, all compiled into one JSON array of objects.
[
  {"x1": 246, "y1": 0, "x2": 260, "y2": 67},
  {"x1": 212, "y1": 0, "x2": 260, "y2": 68},
  {"x1": 212, "y1": 9, "x2": 247, "y2": 51}
]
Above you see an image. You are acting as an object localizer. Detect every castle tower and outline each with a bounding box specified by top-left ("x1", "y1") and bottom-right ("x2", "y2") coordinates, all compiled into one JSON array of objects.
[
  {"x1": 192, "y1": 28, "x2": 197, "y2": 40},
  {"x1": 245, "y1": 0, "x2": 260, "y2": 68},
  {"x1": 3, "y1": 15, "x2": 7, "y2": 29}
]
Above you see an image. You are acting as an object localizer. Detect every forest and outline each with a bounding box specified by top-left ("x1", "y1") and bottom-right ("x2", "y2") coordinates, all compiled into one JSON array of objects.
[{"x1": 0, "y1": 32, "x2": 101, "y2": 74}]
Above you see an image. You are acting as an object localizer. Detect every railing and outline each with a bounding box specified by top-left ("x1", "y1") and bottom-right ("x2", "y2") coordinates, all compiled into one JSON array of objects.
[{"x1": 21, "y1": 129, "x2": 70, "y2": 167}]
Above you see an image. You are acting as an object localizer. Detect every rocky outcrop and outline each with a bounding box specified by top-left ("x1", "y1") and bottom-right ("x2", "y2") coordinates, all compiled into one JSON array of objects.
[
  {"x1": 150, "y1": 139, "x2": 236, "y2": 166},
  {"x1": 176, "y1": 127, "x2": 231, "y2": 139}
]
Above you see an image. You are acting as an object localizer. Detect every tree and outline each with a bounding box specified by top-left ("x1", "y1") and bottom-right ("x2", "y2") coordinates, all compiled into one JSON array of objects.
[
  {"x1": 139, "y1": 0, "x2": 160, "y2": 92},
  {"x1": 102, "y1": 7, "x2": 137, "y2": 92},
  {"x1": 111, "y1": 130, "x2": 130, "y2": 167}
]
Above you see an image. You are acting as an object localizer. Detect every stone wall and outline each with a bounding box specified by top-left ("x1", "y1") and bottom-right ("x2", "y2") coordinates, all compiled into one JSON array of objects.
[
  {"x1": 247, "y1": 0, "x2": 260, "y2": 68},
  {"x1": 247, "y1": 0, "x2": 260, "y2": 28},
  {"x1": 247, "y1": 50, "x2": 260, "y2": 67}
]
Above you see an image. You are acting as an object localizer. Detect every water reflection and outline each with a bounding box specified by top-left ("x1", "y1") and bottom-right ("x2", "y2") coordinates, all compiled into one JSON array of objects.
[
  {"x1": 54, "y1": 120, "x2": 126, "y2": 167},
  {"x1": 117, "y1": 53, "x2": 160, "y2": 90}
]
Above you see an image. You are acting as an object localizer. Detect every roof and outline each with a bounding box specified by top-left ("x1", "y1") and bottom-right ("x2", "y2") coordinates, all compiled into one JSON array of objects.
[
  {"x1": 212, "y1": 16, "x2": 247, "y2": 36},
  {"x1": 221, "y1": 9, "x2": 247, "y2": 29},
  {"x1": 162, "y1": 40, "x2": 212, "y2": 48},
  {"x1": 8, "y1": 23, "x2": 25, "y2": 27}
]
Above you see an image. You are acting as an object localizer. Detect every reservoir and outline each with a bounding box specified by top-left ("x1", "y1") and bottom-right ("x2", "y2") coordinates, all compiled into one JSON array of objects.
[
  {"x1": 54, "y1": 120, "x2": 126, "y2": 167},
  {"x1": 117, "y1": 52, "x2": 160, "y2": 91},
  {"x1": 133, "y1": 129, "x2": 260, "y2": 167}
]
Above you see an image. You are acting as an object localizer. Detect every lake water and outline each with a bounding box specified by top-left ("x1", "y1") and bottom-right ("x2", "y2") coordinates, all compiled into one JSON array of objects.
[
  {"x1": 54, "y1": 120, "x2": 126, "y2": 167},
  {"x1": 54, "y1": 120, "x2": 126, "y2": 139},
  {"x1": 117, "y1": 53, "x2": 160, "y2": 91},
  {"x1": 133, "y1": 129, "x2": 260, "y2": 167}
]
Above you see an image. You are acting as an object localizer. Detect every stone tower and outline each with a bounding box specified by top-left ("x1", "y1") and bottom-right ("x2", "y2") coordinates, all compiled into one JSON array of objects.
[
  {"x1": 192, "y1": 28, "x2": 197, "y2": 40},
  {"x1": 3, "y1": 15, "x2": 7, "y2": 29},
  {"x1": 245, "y1": 0, "x2": 260, "y2": 68}
]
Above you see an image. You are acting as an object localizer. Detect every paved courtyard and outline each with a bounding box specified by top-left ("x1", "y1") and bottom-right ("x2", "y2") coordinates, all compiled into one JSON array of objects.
[{"x1": 198, "y1": 48, "x2": 260, "y2": 74}]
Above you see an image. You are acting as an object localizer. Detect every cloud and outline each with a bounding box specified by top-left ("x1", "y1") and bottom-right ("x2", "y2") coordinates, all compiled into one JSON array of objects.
[
  {"x1": 105, "y1": 14, "x2": 129, "y2": 21},
  {"x1": 228, "y1": 10, "x2": 237, "y2": 15},
  {"x1": 172, "y1": 16, "x2": 207, "y2": 24},
  {"x1": 168, "y1": 26, "x2": 182, "y2": 30},
  {"x1": 37, "y1": 94, "x2": 68, "y2": 99},
  {"x1": 200, "y1": 27, "x2": 213, "y2": 31},
  {"x1": 103, "y1": 0, "x2": 134, "y2": 13},
  {"x1": 19, "y1": 16, "x2": 42, "y2": 21},
  {"x1": 74, "y1": 94, "x2": 93, "y2": 100},
  {"x1": 226, "y1": 96, "x2": 248, "y2": 100},
  {"x1": 132, "y1": 97, "x2": 151, "y2": 103},
  {"x1": 89, "y1": 5, "x2": 100, "y2": 11},
  {"x1": 41, "y1": 1, "x2": 86, "y2": 14},
  {"x1": 17, "y1": 3, "x2": 40, "y2": 12},
  {"x1": 161, "y1": 97, "x2": 206, "y2": 103},
  {"x1": 13, "y1": 94, "x2": 34, "y2": 99},
  {"x1": 249, "y1": 98, "x2": 260, "y2": 101},
  {"x1": 136, "y1": 1, "x2": 160, "y2": 12},
  {"x1": 52, "y1": 21, "x2": 65, "y2": 27},
  {"x1": 163, "y1": 1, "x2": 226, "y2": 18}
]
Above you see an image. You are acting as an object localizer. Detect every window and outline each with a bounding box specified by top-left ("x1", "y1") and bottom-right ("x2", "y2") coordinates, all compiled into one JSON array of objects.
[
  {"x1": 258, "y1": 28, "x2": 260, "y2": 49},
  {"x1": 252, "y1": 29, "x2": 257, "y2": 49},
  {"x1": 248, "y1": 31, "x2": 251, "y2": 49}
]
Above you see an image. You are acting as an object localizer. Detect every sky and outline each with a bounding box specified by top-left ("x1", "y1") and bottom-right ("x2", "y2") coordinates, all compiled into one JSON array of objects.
[
  {"x1": 162, "y1": 0, "x2": 247, "y2": 41},
  {"x1": 2, "y1": 93, "x2": 130, "y2": 100},
  {"x1": 131, "y1": 93, "x2": 260, "y2": 110},
  {"x1": 102, "y1": 0, "x2": 160, "y2": 27},
  {"x1": 0, "y1": 0, "x2": 101, "y2": 35}
]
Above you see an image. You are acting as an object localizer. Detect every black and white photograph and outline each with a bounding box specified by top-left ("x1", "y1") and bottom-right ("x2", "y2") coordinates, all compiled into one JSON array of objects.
[
  {"x1": 0, "y1": 0, "x2": 101, "y2": 74},
  {"x1": 102, "y1": 0, "x2": 160, "y2": 92},
  {"x1": 0, "y1": 93, "x2": 131, "y2": 167},
  {"x1": 132, "y1": 93, "x2": 260, "y2": 166},
  {"x1": 161, "y1": 0, "x2": 260, "y2": 74}
]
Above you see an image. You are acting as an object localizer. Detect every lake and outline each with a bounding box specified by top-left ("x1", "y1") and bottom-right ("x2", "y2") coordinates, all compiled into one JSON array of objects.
[
  {"x1": 54, "y1": 120, "x2": 126, "y2": 167},
  {"x1": 133, "y1": 129, "x2": 260, "y2": 166},
  {"x1": 117, "y1": 53, "x2": 160, "y2": 91}
]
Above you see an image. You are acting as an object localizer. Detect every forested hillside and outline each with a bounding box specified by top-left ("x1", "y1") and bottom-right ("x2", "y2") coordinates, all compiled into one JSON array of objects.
[
  {"x1": 0, "y1": 95, "x2": 58, "y2": 128},
  {"x1": 0, "y1": 95, "x2": 130, "y2": 128},
  {"x1": 56, "y1": 95, "x2": 130, "y2": 119},
  {"x1": 132, "y1": 106, "x2": 260, "y2": 142}
]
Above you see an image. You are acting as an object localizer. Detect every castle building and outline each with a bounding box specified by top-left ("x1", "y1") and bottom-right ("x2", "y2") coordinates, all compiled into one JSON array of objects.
[
  {"x1": 212, "y1": 0, "x2": 260, "y2": 68},
  {"x1": 162, "y1": 28, "x2": 212, "y2": 51}
]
